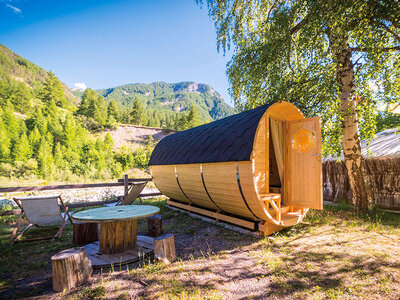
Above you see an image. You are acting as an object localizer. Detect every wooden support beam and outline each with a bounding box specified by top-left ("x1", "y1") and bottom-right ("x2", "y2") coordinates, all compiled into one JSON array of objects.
[
  {"x1": 167, "y1": 199, "x2": 256, "y2": 230},
  {"x1": 0, "y1": 209, "x2": 21, "y2": 216}
]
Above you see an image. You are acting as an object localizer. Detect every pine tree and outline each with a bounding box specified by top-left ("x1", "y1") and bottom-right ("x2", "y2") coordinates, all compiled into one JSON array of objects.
[
  {"x1": 175, "y1": 113, "x2": 188, "y2": 131},
  {"x1": 2, "y1": 100, "x2": 19, "y2": 142},
  {"x1": 130, "y1": 99, "x2": 146, "y2": 125},
  {"x1": 37, "y1": 136, "x2": 54, "y2": 177},
  {"x1": 104, "y1": 132, "x2": 114, "y2": 152},
  {"x1": 54, "y1": 142, "x2": 64, "y2": 169},
  {"x1": 107, "y1": 100, "x2": 120, "y2": 121},
  {"x1": 186, "y1": 103, "x2": 201, "y2": 129},
  {"x1": 78, "y1": 88, "x2": 106, "y2": 127},
  {"x1": 0, "y1": 118, "x2": 11, "y2": 161},
  {"x1": 29, "y1": 108, "x2": 48, "y2": 135},
  {"x1": 13, "y1": 133, "x2": 32, "y2": 162},
  {"x1": 28, "y1": 126, "x2": 42, "y2": 156},
  {"x1": 77, "y1": 88, "x2": 96, "y2": 116},
  {"x1": 40, "y1": 71, "x2": 67, "y2": 108}
]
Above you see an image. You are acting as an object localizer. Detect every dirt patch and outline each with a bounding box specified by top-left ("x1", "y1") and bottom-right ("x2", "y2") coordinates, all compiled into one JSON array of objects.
[{"x1": 99, "y1": 125, "x2": 174, "y2": 150}]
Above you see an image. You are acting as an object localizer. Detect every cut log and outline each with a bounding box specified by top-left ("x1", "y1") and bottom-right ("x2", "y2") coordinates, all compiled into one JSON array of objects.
[
  {"x1": 147, "y1": 214, "x2": 163, "y2": 237},
  {"x1": 153, "y1": 233, "x2": 176, "y2": 264},
  {"x1": 51, "y1": 247, "x2": 92, "y2": 292},
  {"x1": 73, "y1": 222, "x2": 99, "y2": 245},
  {"x1": 99, "y1": 220, "x2": 137, "y2": 254}
]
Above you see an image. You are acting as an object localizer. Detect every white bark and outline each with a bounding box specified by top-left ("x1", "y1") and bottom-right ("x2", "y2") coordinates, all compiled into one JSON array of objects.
[{"x1": 336, "y1": 42, "x2": 374, "y2": 212}]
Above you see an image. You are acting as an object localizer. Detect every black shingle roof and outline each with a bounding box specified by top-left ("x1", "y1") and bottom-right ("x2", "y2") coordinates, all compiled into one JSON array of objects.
[{"x1": 149, "y1": 103, "x2": 273, "y2": 165}]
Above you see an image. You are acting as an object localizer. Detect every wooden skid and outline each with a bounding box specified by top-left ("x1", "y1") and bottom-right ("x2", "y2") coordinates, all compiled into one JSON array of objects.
[
  {"x1": 83, "y1": 235, "x2": 154, "y2": 268},
  {"x1": 167, "y1": 199, "x2": 292, "y2": 236},
  {"x1": 167, "y1": 199, "x2": 256, "y2": 230}
]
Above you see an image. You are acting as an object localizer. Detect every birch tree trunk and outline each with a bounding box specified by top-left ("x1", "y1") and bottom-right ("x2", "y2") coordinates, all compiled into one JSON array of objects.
[{"x1": 335, "y1": 42, "x2": 374, "y2": 212}]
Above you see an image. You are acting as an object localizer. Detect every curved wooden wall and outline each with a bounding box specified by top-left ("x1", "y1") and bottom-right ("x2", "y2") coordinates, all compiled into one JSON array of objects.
[{"x1": 151, "y1": 101, "x2": 306, "y2": 224}]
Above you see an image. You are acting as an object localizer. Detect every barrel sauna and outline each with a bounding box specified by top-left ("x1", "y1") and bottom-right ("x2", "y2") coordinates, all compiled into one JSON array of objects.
[{"x1": 149, "y1": 101, "x2": 322, "y2": 236}]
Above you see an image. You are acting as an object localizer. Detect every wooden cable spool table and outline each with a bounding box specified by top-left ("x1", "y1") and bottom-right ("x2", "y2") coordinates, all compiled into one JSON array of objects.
[{"x1": 71, "y1": 205, "x2": 160, "y2": 268}]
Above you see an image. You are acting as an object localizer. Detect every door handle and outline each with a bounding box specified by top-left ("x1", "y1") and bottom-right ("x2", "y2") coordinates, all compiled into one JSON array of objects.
[{"x1": 311, "y1": 154, "x2": 321, "y2": 157}]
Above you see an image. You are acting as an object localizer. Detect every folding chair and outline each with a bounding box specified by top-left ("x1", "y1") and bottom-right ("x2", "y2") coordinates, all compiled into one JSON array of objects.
[
  {"x1": 104, "y1": 181, "x2": 147, "y2": 207},
  {"x1": 10, "y1": 195, "x2": 72, "y2": 243}
]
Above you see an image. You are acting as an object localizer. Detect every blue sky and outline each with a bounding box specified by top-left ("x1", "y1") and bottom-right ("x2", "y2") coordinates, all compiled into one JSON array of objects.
[{"x1": 0, "y1": 0, "x2": 233, "y2": 105}]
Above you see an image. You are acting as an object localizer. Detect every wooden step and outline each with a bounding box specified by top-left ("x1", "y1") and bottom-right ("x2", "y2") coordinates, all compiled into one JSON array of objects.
[
  {"x1": 280, "y1": 206, "x2": 290, "y2": 213},
  {"x1": 280, "y1": 212, "x2": 302, "y2": 227}
]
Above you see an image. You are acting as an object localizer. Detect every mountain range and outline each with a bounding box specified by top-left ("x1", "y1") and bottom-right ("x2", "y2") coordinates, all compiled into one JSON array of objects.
[
  {"x1": 77, "y1": 81, "x2": 234, "y2": 123},
  {"x1": 1, "y1": 44, "x2": 233, "y2": 124}
]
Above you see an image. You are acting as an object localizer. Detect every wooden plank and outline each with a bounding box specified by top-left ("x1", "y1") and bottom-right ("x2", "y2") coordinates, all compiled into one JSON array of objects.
[
  {"x1": 83, "y1": 238, "x2": 153, "y2": 268},
  {"x1": 237, "y1": 161, "x2": 268, "y2": 220},
  {"x1": 0, "y1": 177, "x2": 154, "y2": 193},
  {"x1": 251, "y1": 112, "x2": 267, "y2": 195},
  {"x1": 117, "y1": 178, "x2": 152, "y2": 183},
  {"x1": 150, "y1": 165, "x2": 188, "y2": 203},
  {"x1": 176, "y1": 164, "x2": 218, "y2": 210},
  {"x1": 167, "y1": 199, "x2": 256, "y2": 230},
  {"x1": 124, "y1": 174, "x2": 129, "y2": 197},
  {"x1": 0, "y1": 182, "x2": 125, "y2": 193},
  {"x1": 202, "y1": 162, "x2": 255, "y2": 219},
  {"x1": 0, "y1": 209, "x2": 21, "y2": 216}
]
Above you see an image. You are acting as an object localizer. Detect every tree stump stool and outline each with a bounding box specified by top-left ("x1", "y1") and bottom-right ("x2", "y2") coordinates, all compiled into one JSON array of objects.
[
  {"x1": 147, "y1": 214, "x2": 162, "y2": 237},
  {"x1": 154, "y1": 233, "x2": 176, "y2": 264},
  {"x1": 51, "y1": 247, "x2": 92, "y2": 292},
  {"x1": 73, "y1": 222, "x2": 98, "y2": 245}
]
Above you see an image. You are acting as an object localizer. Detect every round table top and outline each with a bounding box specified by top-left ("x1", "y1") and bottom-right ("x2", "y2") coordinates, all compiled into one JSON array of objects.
[{"x1": 71, "y1": 205, "x2": 160, "y2": 223}]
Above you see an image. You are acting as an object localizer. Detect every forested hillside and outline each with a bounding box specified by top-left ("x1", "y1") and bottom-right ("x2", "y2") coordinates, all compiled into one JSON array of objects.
[
  {"x1": 0, "y1": 45, "x2": 152, "y2": 181},
  {"x1": 88, "y1": 81, "x2": 234, "y2": 129}
]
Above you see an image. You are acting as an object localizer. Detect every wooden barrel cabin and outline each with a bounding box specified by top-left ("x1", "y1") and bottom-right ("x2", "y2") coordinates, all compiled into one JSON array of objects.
[{"x1": 149, "y1": 101, "x2": 322, "y2": 235}]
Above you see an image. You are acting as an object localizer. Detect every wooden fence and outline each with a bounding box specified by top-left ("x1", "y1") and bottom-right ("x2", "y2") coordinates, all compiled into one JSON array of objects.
[{"x1": 0, "y1": 174, "x2": 163, "y2": 216}]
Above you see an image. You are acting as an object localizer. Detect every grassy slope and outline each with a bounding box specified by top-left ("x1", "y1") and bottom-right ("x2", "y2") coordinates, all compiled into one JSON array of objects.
[
  {"x1": 0, "y1": 200, "x2": 399, "y2": 299},
  {"x1": 0, "y1": 44, "x2": 79, "y2": 106}
]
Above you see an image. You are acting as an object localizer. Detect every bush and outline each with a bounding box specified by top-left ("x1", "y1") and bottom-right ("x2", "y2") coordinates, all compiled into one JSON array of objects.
[
  {"x1": 13, "y1": 159, "x2": 38, "y2": 177},
  {"x1": 0, "y1": 163, "x2": 14, "y2": 177}
]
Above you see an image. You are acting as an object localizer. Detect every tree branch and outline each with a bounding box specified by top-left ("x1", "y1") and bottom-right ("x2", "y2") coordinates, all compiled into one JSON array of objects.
[
  {"x1": 350, "y1": 45, "x2": 400, "y2": 52},
  {"x1": 267, "y1": 0, "x2": 279, "y2": 21},
  {"x1": 378, "y1": 22, "x2": 400, "y2": 43},
  {"x1": 289, "y1": 14, "x2": 310, "y2": 35}
]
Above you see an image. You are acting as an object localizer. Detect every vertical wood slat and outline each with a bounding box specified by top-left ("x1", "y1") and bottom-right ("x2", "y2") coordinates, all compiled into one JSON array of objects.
[
  {"x1": 124, "y1": 174, "x2": 129, "y2": 197},
  {"x1": 150, "y1": 165, "x2": 189, "y2": 203},
  {"x1": 176, "y1": 164, "x2": 218, "y2": 210},
  {"x1": 99, "y1": 220, "x2": 137, "y2": 254}
]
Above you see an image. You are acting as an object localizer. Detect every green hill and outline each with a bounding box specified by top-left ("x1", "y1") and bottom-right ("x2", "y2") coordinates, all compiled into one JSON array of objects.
[
  {"x1": 0, "y1": 45, "x2": 141, "y2": 182},
  {"x1": 0, "y1": 44, "x2": 79, "y2": 112},
  {"x1": 95, "y1": 81, "x2": 234, "y2": 123}
]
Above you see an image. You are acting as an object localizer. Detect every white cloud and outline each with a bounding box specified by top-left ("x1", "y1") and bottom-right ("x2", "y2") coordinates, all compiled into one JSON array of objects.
[
  {"x1": 73, "y1": 82, "x2": 87, "y2": 90},
  {"x1": 6, "y1": 4, "x2": 21, "y2": 14}
]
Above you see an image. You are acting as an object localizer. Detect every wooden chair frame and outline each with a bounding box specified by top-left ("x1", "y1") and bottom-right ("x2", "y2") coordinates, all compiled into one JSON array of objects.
[
  {"x1": 10, "y1": 195, "x2": 73, "y2": 244},
  {"x1": 104, "y1": 181, "x2": 147, "y2": 207}
]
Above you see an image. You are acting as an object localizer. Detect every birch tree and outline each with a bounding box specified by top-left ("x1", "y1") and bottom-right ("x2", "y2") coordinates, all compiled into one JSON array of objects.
[{"x1": 199, "y1": 0, "x2": 400, "y2": 212}]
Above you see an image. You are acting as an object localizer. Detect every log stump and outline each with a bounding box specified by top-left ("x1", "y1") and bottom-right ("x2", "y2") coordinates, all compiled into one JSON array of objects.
[
  {"x1": 154, "y1": 233, "x2": 176, "y2": 264},
  {"x1": 51, "y1": 247, "x2": 92, "y2": 292},
  {"x1": 73, "y1": 222, "x2": 98, "y2": 245},
  {"x1": 147, "y1": 214, "x2": 163, "y2": 237},
  {"x1": 99, "y1": 220, "x2": 137, "y2": 254}
]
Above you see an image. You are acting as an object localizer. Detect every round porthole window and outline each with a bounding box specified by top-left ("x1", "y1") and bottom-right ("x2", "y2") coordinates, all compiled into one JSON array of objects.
[{"x1": 292, "y1": 128, "x2": 315, "y2": 153}]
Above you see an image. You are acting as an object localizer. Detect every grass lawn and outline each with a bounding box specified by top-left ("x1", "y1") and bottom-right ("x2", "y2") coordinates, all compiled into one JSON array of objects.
[{"x1": 0, "y1": 198, "x2": 399, "y2": 299}]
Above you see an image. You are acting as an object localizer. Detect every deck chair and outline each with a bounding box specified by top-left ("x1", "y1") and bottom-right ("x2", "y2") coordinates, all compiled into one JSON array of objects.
[
  {"x1": 104, "y1": 181, "x2": 147, "y2": 207},
  {"x1": 10, "y1": 195, "x2": 72, "y2": 243}
]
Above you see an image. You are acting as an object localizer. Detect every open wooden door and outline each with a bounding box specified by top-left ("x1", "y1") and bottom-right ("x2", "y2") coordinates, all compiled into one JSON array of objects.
[{"x1": 285, "y1": 117, "x2": 322, "y2": 210}]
